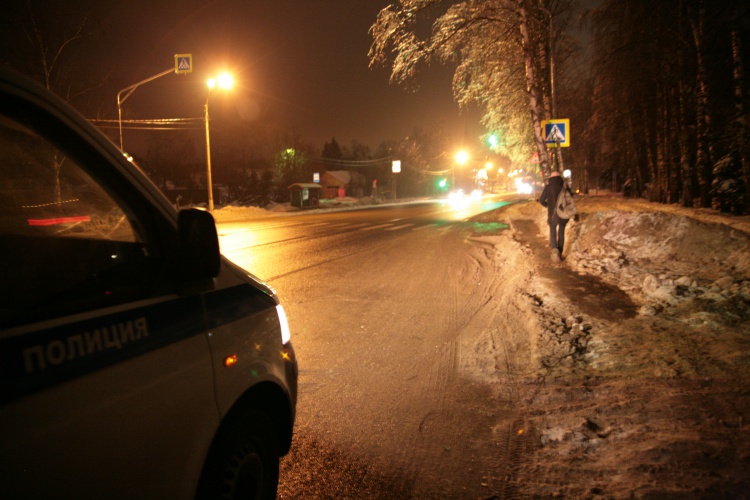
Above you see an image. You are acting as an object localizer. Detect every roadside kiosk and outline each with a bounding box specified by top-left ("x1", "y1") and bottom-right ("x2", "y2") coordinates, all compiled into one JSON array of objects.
[{"x1": 288, "y1": 183, "x2": 322, "y2": 209}]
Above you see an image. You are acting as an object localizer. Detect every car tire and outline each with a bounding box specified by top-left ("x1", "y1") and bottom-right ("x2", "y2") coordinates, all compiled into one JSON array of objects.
[{"x1": 197, "y1": 410, "x2": 280, "y2": 500}]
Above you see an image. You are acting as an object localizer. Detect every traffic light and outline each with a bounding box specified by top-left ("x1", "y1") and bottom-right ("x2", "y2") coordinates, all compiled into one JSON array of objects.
[
  {"x1": 438, "y1": 178, "x2": 448, "y2": 189},
  {"x1": 487, "y1": 133, "x2": 499, "y2": 148}
]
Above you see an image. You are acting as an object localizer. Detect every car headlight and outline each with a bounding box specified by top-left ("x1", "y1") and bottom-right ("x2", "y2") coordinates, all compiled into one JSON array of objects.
[{"x1": 276, "y1": 304, "x2": 292, "y2": 345}]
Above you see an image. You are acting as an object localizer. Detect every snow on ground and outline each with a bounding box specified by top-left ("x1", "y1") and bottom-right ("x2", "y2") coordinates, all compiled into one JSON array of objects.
[
  {"x1": 463, "y1": 194, "x2": 750, "y2": 498},
  {"x1": 564, "y1": 198, "x2": 750, "y2": 309},
  {"x1": 210, "y1": 196, "x2": 433, "y2": 222}
]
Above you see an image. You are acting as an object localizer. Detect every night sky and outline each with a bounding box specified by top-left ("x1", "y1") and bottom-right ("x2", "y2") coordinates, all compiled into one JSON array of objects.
[{"x1": 2, "y1": 0, "x2": 483, "y2": 152}]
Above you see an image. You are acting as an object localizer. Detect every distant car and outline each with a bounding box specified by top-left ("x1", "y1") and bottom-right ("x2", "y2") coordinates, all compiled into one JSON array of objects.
[
  {"x1": 448, "y1": 188, "x2": 465, "y2": 200},
  {"x1": 0, "y1": 68, "x2": 297, "y2": 499}
]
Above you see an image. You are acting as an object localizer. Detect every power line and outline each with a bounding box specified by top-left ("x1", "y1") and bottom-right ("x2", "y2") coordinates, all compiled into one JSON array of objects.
[
  {"x1": 411, "y1": 167, "x2": 452, "y2": 176},
  {"x1": 311, "y1": 156, "x2": 451, "y2": 176},
  {"x1": 311, "y1": 156, "x2": 393, "y2": 167},
  {"x1": 85, "y1": 126, "x2": 451, "y2": 177},
  {"x1": 89, "y1": 117, "x2": 203, "y2": 131}
]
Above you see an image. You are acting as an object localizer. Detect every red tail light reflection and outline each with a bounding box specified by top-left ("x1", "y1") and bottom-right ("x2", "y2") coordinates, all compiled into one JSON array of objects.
[{"x1": 27, "y1": 216, "x2": 91, "y2": 226}]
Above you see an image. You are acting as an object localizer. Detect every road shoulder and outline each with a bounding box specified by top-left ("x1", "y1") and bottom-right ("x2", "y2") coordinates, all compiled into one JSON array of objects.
[{"x1": 474, "y1": 196, "x2": 750, "y2": 498}]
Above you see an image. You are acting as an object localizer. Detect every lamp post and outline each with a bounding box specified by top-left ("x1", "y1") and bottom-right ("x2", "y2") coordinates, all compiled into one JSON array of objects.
[
  {"x1": 454, "y1": 149, "x2": 469, "y2": 189},
  {"x1": 204, "y1": 72, "x2": 233, "y2": 211}
]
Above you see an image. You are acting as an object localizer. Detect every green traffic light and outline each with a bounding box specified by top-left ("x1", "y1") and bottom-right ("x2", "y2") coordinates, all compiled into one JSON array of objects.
[
  {"x1": 438, "y1": 178, "x2": 447, "y2": 188},
  {"x1": 488, "y1": 133, "x2": 499, "y2": 147}
]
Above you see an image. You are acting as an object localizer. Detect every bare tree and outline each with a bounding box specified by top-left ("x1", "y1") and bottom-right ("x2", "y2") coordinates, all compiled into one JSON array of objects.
[
  {"x1": 2, "y1": 1, "x2": 101, "y2": 103},
  {"x1": 1, "y1": 1, "x2": 102, "y2": 206}
]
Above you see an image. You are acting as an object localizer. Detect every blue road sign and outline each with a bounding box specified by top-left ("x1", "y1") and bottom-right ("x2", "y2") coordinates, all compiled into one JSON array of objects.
[
  {"x1": 541, "y1": 119, "x2": 570, "y2": 147},
  {"x1": 174, "y1": 54, "x2": 193, "y2": 74}
]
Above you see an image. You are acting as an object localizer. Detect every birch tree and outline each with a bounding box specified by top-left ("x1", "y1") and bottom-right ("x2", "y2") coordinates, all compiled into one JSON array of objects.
[{"x1": 369, "y1": 0, "x2": 575, "y2": 177}]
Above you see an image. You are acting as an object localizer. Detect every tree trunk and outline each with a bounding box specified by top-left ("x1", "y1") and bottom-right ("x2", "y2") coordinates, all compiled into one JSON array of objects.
[
  {"x1": 657, "y1": 83, "x2": 670, "y2": 203},
  {"x1": 732, "y1": 23, "x2": 750, "y2": 212},
  {"x1": 669, "y1": 86, "x2": 683, "y2": 205},
  {"x1": 517, "y1": 4, "x2": 551, "y2": 177},
  {"x1": 691, "y1": 0, "x2": 714, "y2": 208},
  {"x1": 647, "y1": 132, "x2": 658, "y2": 202},
  {"x1": 640, "y1": 98, "x2": 658, "y2": 202},
  {"x1": 53, "y1": 152, "x2": 65, "y2": 209},
  {"x1": 625, "y1": 113, "x2": 642, "y2": 197},
  {"x1": 678, "y1": 36, "x2": 694, "y2": 207}
]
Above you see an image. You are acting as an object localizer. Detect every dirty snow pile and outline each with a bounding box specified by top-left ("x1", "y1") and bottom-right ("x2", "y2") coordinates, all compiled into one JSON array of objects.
[
  {"x1": 210, "y1": 204, "x2": 271, "y2": 221},
  {"x1": 563, "y1": 201, "x2": 750, "y2": 319},
  {"x1": 474, "y1": 196, "x2": 750, "y2": 498}
]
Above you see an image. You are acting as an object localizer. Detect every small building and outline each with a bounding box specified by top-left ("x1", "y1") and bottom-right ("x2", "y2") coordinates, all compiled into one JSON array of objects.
[
  {"x1": 320, "y1": 170, "x2": 352, "y2": 198},
  {"x1": 288, "y1": 183, "x2": 322, "y2": 209}
]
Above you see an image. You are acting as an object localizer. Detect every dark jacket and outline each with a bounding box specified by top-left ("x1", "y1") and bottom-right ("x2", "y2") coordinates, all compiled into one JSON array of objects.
[{"x1": 539, "y1": 176, "x2": 571, "y2": 223}]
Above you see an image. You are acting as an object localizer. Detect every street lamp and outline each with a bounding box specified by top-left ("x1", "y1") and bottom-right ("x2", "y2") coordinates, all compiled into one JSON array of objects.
[
  {"x1": 454, "y1": 150, "x2": 469, "y2": 189},
  {"x1": 204, "y1": 72, "x2": 233, "y2": 211}
]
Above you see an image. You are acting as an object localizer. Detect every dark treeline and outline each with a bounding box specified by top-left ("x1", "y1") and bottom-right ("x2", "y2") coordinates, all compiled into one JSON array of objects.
[{"x1": 579, "y1": 0, "x2": 750, "y2": 214}]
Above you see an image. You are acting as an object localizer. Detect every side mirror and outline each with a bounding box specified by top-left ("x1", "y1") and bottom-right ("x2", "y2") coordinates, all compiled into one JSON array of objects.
[{"x1": 178, "y1": 209, "x2": 221, "y2": 288}]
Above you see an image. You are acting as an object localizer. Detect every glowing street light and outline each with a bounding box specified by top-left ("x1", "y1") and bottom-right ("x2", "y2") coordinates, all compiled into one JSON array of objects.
[
  {"x1": 204, "y1": 72, "x2": 234, "y2": 211},
  {"x1": 453, "y1": 149, "x2": 469, "y2": 188},
  {"x1": 208, "y1": 72, "x2": 234, "y2": 91},
  {"x1": 455, "y1": 150, "x2": 469, "y2": 165}
]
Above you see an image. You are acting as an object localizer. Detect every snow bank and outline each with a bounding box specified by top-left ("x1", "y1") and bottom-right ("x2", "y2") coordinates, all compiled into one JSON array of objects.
[
  {"x1": 483, "y1": 196, "x2": 750, "y2": 498},
  {"x1": 559, "y1": 200, "x2": 750, "y2": 314},
  {"x1": 211, "y1": 205, "x2": 273, "y2": 221}
]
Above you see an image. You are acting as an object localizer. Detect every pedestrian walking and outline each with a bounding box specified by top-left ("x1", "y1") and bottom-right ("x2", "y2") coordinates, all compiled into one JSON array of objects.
[{"x1": 539, "y1": 170, "x2": 573, "y2": 262}]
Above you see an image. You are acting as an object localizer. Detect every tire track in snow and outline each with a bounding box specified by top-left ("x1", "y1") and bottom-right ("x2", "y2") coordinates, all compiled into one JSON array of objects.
[
  {"x1": 388, "y1": 228, "x2": 530, "y2": 497},
  {"x1": 385, "y1": 232, "x2": 464, "y2": 496}
]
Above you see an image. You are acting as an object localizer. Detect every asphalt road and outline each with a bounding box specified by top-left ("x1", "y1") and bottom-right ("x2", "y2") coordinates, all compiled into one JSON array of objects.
[
  {"x1": 216, "y1": 196, "x2": 518, "y2": 498},
  {"x1": 217, "y1": 197, "x2": 508, "y2": 282}
]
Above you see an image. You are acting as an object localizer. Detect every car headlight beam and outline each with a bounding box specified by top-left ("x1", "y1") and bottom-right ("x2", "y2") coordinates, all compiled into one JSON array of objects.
[{"x1": 276, "y1": 304, "x2": 292, "y2": 345}]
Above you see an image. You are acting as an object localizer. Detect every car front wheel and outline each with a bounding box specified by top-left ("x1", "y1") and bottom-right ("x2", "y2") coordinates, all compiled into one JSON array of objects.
[{"x1": 197, "y1": 410, "x2": 280, "y2": 500}]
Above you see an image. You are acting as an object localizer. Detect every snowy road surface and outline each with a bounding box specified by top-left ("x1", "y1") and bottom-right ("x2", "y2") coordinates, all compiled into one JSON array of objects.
[
  {"x1": 219, "y1": 198, "x2": 525, "y2": 497},
  {"x1": 213, "y1": 195, "x2": 750, "y2": 498}
]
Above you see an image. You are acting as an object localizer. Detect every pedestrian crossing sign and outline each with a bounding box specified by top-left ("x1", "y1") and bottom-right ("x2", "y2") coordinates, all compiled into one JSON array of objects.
[
  {"x1": 541, "y1": 119, "x2": 570, "y2": 147},
  {"x1": 174, "y1": 54, "x2": 193, "y2": 74}
]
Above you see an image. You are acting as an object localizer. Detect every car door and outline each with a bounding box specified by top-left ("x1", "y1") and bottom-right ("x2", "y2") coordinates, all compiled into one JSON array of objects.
[{"x1": 0, "y1": 89, "x2": 218, "y2": 498}]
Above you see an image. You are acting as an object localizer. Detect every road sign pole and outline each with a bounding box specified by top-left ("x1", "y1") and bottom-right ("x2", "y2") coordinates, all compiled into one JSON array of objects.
[
  {"x1": 116, "y1": 67, "x2": 175, "y2": 151},
  {"x1": 204, "y1": 101, "x2": 214, "y2": 212},
  {"x1": 116, "y1": 54, "x2": 192, "y2": 152}
]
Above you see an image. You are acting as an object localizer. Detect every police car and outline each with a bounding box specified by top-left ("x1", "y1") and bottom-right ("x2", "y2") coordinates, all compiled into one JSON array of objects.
[{"x1": 0, "y1": 68, "x2": 297, "y2": 499}]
